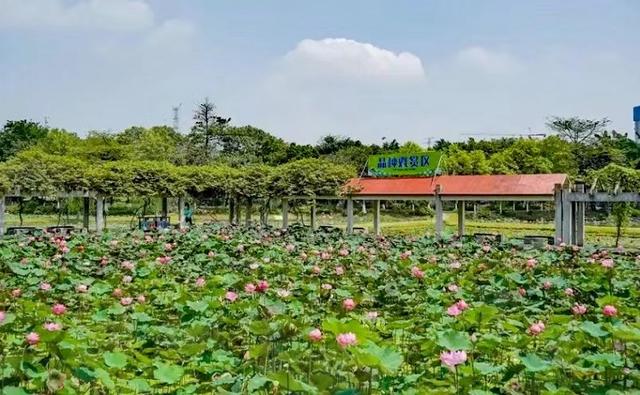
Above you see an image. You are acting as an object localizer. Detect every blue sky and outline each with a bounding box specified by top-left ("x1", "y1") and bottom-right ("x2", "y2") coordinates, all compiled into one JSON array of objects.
[{"x1": 1, "y1": 0, "x2": 639, "y2": 144}]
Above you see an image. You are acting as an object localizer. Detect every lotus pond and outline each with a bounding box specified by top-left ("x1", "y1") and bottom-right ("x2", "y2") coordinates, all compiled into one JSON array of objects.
[{"x1": 0, "y1": 225, "x2": 639, "y2": 394}]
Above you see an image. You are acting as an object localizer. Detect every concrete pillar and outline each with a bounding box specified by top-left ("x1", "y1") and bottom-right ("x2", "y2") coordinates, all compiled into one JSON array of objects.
[
  {"x1": 554, "y1": 184, "x2": 563, "y2": 245},
  {"x1": 245, "y1": 199, "x2": 252, "y2": 226},
  {"x1": 457, "y1": 201, "x2": 465, "y2": 237},
  {"x1": 310, "y1": 199, "x2": 317, "y2": 230},
  {"x1": 178, "y1": 197, "x2": 185, "y2": 228},
  {"x1": 346, "y1": 197, "x2": 354, "y2": 234},
  {"x1": 574, "y1": 184, "x2": 585, "y2": 246},
  {"x1": 282, "y1": 198, "x2": 289, "y2": 229},
  {"x1": 95, "y1": 196, "x2": 105, "y2": 234},
  {"x1": 373, "y1": 200, "x2": 381, "y2": 236},
  {"x1": 229, "y1": 198, "x2": 235, "y2": 225},
  {"x1": 434, "y1": 185, "x2": 444, "y2": 239},
  {"x1": 562, "y1": 187, "x2": 572, "y2": 244},
  {"x1": 83, "y1": 197, "x2": 90, "y2": 231},
  {"x1": 161, "y1": 197, "x2": 168, "y2": 217},
  {"x1": 0, "y1": 195, "x2": 5, "y2": 237}
]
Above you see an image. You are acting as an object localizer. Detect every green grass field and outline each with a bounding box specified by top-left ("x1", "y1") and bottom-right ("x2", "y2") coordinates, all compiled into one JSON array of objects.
[{"x1": 4, "y1": 211, "x2": 639, "y2": 248}]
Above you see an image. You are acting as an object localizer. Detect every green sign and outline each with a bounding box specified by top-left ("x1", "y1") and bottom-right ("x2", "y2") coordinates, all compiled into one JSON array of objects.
[{"x1": 367, "y1": 152, "x2": 442, "y2": 177}]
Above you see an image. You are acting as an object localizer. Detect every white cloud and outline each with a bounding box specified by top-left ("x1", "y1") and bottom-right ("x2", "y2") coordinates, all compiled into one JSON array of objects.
[
  {"x1": 281, "y1": 38, "x2": 425, "y2": 83},
  {"x1": 0, "y1": 0, "x2": 155, "y2": 31},
  {"x1": 455, "y1": 46, "x2": 521, "y2": 74}
]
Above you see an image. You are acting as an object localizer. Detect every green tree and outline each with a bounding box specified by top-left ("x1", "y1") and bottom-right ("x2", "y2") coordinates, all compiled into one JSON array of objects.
[
  {"x1": 547, "y1": 116, "x2": 609, "y2": 145},
  {"x1": 0, "y1": 120, "x2": 49, "y2": 161}
]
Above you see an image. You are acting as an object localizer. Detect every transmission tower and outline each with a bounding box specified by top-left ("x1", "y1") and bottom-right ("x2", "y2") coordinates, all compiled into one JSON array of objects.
[{"x1": 172, "y1": 103, "x2": 182, "y2": 132}]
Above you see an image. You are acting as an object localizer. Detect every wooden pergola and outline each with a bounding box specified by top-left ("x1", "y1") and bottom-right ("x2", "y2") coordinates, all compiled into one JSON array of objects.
[{"x1": 282, "y1": 173, "x2": 639, "y2": 246}]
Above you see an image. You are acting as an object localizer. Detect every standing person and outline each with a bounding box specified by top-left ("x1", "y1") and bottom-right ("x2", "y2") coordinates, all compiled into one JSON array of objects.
[{"x1": 184, "y1": 203, "x2": 194, "y2": 226}]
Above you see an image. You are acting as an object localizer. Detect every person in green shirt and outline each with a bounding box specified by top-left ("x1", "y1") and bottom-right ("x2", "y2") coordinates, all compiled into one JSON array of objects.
[{"x1": 183, "y1": 203, "x2": 193, "y2": 226}]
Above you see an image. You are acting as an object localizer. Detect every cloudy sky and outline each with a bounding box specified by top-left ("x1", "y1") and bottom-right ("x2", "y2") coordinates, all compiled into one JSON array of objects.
[{"x1": 1, "y1": 0, "x2": 639, "y2": 144}]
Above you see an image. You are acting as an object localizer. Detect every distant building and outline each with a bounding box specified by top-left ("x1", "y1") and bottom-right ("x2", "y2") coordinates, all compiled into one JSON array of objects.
[{"x1": 635, "y1": 106, "x2": 640, "y2": 142}]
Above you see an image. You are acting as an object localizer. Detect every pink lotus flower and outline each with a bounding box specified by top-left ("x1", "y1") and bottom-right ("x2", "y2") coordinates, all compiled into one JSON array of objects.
[
  {"x1": 572, "y1": 303, "x2": 587, "y2": 315},
  {"x1": 336, "y1": 332, "x2": 357, "y2": 348},
  {"x1": 400, "y1": 251, "x2": 412, "y2": 260},
  {"x1": 164, "y1": 243, "x2": 173, "y2": 252},
  {"x1": 225, "y1": 291, "x2": 238, "y2": 302},
  {"x1": 440, "y1": 350, "x2": 467, "y2": 367},
  {"x1": 121, "y1": 261, "x2": 135, "y2": 271},
  {"x1": 43, "y1": 322, "x2": 62, "y2": 331},
  {"x1": 76, "y1": 284, "x2": 88, "y2": 293},
  {"x1": 342, "y1": 298, "x2": 356, "y2": 311},
  {"x1": 11, "y1": 288, "x2": 21, "y2": 298},
  {"x1": 449, "y1": 261, "x2": 461, "y2": 269},
  {"x1": 40, "y1": 282, "x2": 52, "y2": 291},
  {"x1": 122, "y1": 275, "x2": 133, "y2": 284},
  {"x1": 312, "y1": 265, "x2": 321, "y2": 274},
  {"x1": 564, "y1": 288, "x2": 574, "y2": 297},
  {"x1": 285, "y1": 243, "x2": 295, "y2": 253},
  {"x1": 603, "y1": 305, "x2": 617, "y2": 317},
  {"x1": 0, "y1": 311, "x2": 5, "y2": 324},
  {"x1": 244, "y1": 283, "x2": 256, "y2": 294},
  {"x1": 308, "y1": 328, "x2": 323, "y2": 342},
  {"x1": 60, "y1": 246, "x2": 70, "y2": 254},
  {"x1": 300, "y1": 252, "x2": 308, "y2": 261},
  {"x1": 455, "y1": 300, "x2": 469, "y2": 310},
  {"x1": 320, "y1": 252, "x2": 331, "y2": 260},
  {"x1": 207, "y1": 251, "x2": 215, "y2": 258},
  {"x1": 518, "y1": 287, "x2": 527, "y2": 297},
  {"x1": 236, "y1": 245, "x2": 245, "y2": 253},
  {"x1": 51, "y1": 304, "x2": 66, "y2": 316},
  {"x1": 447, "y1": 284, "x2": 459, "y2": 293},
  {"x1": 195, "y1": 277, "x2": 206, "y2": 288},
  {"x1": 249, "y1": 263, "x2": 259, "y2": 270},
  {"x1": 526, "y1": 258, "x2": 537, "y2": 269},
  {"x1": 366, "y1": 311, "x2": 378, "y2": 320},
  {"x1": 156, "y1": 256, "x2": 171, "y2": 265},
  {"x1": 447, "y1": 304, "x2": 462, "y2": 316},
  {"x1": 256, "y1": 280, "x2": 269, "y2": 292},
  {"x1": 321, "y1": 283, "x2": 333, "y2": 290},
  {"x1": 335, "y1": 266, "x2": 345, "y2": 276},
  {"x1": 113, "y1": 288, "x2": 123, "y2": 297},
  {"x1": 339, "y1": 248, "x2": 349, "y2": 257},
  {"x1": 601, "y1": 258, "x2": 614, "y2": 268},
  {"x1": 411, "y1": 266, "x2": 425, "y2": 279},
  {"x1": 357, "y1": 245, "x2": 366, "y2": 253},
  {"x1": 120, "y1": 297, "x2": 133, "y2": 306},
  {"x1": 542, "y1": 281, "x2": 552, "y2": 290},
  {"x1": 277, "y1": 289, "x2": 291, "y2": 298},
  {"x1": 136, "y1": 294, "x2": 146, "y2": 303},
  {"x1": 482, "y1": 245, "x2": 491, "y2": 253},
  {"x1": 26, "y1": 332, "x2": 40, "y2": 345},
  {"x1": 528, "y1": 321, "x2": 545, "y2": 336},
  {"x1": 100, "y1": 256, "x2": 109, "y2": 266}
]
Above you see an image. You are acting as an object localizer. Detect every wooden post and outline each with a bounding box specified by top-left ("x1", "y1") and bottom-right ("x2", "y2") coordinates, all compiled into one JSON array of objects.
[
  {"x1": 0, "y1": 195, "x2": 5, "y2": 237},
  {"x1": 575, "y1": 184, "x2": 585, "y2": 246},
  {"x1": 373, "y1": 200, "x2": 381, "y2": 236},
  {"x1": 282, "y1": 198, "x2": 289, "y2": 229},
  {"x1": 245, "y1": 199, "x2": 252, "y2": 226},
  {"x1": 457, "y1": 201, "x2": 465, "y2": 237},
  {"x1": 95, "y1": 196, "x2": 105, "y2": 234},
  {"x1": 434, "y1": 185, "x2": 443, "y2": 239},
  {"x1": 83, "y1": 197, "x2": 90, "y2": 231},
  {"x1": 161, "y1": 197, "x2": 168, "y2": 217},
  {"x1": 234, "y1": 199, "x2": 241, "y2": 225},
  {"x1": 562, "y1": 186, "x2": 572, "y2": 244},
  {"x1": 346, "y1": 197, "x2": 354, "y2": 234},
  {"x1": 310, "y1": 199, "x2": 317, "y2": 230},
  {"x1": 554, "y1": 184, "x2": 563, "y2": 245},
  {"x1": 178, "y1": 197, "x2": 185, "y2": 228}
]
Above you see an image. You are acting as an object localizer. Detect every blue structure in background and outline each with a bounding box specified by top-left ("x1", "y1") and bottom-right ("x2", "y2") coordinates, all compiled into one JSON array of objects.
[{"x1": 634, "y1": 106, "x2": 640, "y2": 142}]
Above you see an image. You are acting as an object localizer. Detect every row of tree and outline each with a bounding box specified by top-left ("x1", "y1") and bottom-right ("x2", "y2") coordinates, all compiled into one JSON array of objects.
[{"x1": 1, "y1": 100, "x2": 639, "y2": 187}]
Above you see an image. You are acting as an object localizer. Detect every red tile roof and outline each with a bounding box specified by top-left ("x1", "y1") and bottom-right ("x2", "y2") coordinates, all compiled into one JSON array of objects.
[{"x1": 345, "y1": 174, "x2": 568, "y2": 197}]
